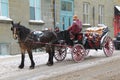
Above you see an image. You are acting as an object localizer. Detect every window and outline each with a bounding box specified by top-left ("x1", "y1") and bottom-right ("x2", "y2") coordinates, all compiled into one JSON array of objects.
[
  {"x1": 0, "y1": 43, "x2": 9, "y2": 55},
  {"x1": 62, "y1": 17, "x2": 65, "y2": 30},
  {"x1": 98, "y1": 5, "x2": 104, "y2": 24},
  {"x1": 29, "y1": 0, "x2": 41, "y2": 20},
  {"x1": 83, "y1": 2, "x2": 90, "y2": 24},
  {"x1": 0, "y1": 0, "x2": 9, "y2": 18},
  {"x1": 61, "y1": 1, "x2": 72, "y2": 11},
  {"x1": 69, "y1": 17, "x2": 72, "y2": 26}
]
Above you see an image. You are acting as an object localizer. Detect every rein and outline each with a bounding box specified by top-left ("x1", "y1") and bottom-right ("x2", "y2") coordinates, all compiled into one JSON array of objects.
[
  {"x1": 32, "y1": 41, "x2": 68, "y2": 47},
  {"x1": 17, "y1": 40, "x2": 69, "y2": 48},
  {"x1": 16, "y1": 32, "x2": 70, "y2": 48}
]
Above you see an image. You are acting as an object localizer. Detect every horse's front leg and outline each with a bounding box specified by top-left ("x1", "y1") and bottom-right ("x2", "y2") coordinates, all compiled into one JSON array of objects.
[
  {"x1": 47, "y1": 52, "x2": 54, "y2": 66},
  {"x1": 19, "y1": 49, "x2": 25, "y2": 69},
  {"x1": 47, "y1": 47, "x2": 54, "y2": 66},
  {"x1": 27, "y1": 50, "x2": 35, "y2": 69}
]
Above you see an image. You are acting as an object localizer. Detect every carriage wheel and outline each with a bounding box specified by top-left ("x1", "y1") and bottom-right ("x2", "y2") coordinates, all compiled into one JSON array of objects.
[
  {"x1": 103, "y1": 36, "x2": 114, "y2": 57},
  {"x1": 54, "y1": 46, "x2": 67, "y2": 61},
  {"x1": 72, "y1": 44, "x2": 85, "y2": 62}
]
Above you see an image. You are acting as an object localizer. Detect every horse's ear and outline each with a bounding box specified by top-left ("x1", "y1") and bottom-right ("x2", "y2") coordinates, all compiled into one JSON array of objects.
[
  {"x1": 18, "y1": 22, "x2": 21, "y2": 25},
  {"x1": 11, "y1": 21, "x2": 14, "y2": 30},
  {"x1": 11, "y1": 27, "x2": 13, "y2": 31},
  {"x1": 11, "y1": 21, "x2": 14, "y2": 25}
]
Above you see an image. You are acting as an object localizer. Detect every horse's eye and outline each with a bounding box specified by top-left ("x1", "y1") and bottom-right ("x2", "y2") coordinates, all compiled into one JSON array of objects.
[{"x1": 11, "y1": 27, "x2": 13, "y2": 31}]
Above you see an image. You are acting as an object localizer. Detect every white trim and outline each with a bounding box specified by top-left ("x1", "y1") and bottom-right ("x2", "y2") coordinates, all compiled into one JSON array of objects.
[
  {"x1": 83, "y1": 23, "x2": 91, "y2": 26},
  {"x1": 29, "y1": 20, "x2": 44, "y2": 24},
  {"x1": 0, "y1": 16, "x2": 12, "y2": 21},
  {"x1": 100, "y1": 32, "x2": 108, "y2": 44},
  {"x1": 97, "y1": 24, "x2": 107, "y2": 27},
  {"x1": 115, "y1": 6, "x2": 120, "y2": 12}
]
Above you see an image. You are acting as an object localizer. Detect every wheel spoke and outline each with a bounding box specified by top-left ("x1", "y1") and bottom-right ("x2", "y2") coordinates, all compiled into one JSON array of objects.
[
  {"x1": 54, "y1": 47, "x2": 67, "y2": 61},
  {"x1": 103, "y1": 36, "x2": 114, "y2": 57},
  {"x1": 72, "y1": 44, "x2": 85, "y2": 62}
]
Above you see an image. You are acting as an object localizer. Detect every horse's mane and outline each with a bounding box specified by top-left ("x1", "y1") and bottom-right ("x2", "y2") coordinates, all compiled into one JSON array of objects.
[
  {"x1": 57, "y1": 30, "x2": 73, "y2": 45},
  {"x1": 18, "y1": 25, "x2": 31, "y2": 41}
]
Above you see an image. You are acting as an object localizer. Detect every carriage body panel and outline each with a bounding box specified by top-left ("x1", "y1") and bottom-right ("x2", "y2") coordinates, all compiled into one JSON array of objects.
[{"x1": 76, "y1": 26, "x2": 109, "y2": 50}]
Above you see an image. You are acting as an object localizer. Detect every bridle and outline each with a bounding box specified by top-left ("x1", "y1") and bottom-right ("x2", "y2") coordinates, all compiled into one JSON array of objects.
[{"x1": 12, "y1": 27, "x2": 19, "y2": 40}]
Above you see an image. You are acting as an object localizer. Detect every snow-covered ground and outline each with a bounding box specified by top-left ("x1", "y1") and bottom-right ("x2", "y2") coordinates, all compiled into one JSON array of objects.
[{"x1": 0, "y1": 49, "x2": 119, "y2": 80}]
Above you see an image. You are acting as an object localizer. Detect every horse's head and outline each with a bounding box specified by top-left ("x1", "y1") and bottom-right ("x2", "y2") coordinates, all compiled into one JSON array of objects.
[{"x1": 11, "y1": 21, "x2": 21, "y2": 40}]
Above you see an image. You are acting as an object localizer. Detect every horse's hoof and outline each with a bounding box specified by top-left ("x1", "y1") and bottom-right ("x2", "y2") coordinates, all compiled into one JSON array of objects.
[
  {"x1": 47, "y1": 64, "x2": 53, "y2": 66},
  {"x1": 18, "y1": 65, "x2": 24, "y2": 69},
  {"x1": 29, "y1": 66, "x2": 35, "y2": 69},
  {"x1": 46, "y1": 62, "x2": 53, "y2": 66}
]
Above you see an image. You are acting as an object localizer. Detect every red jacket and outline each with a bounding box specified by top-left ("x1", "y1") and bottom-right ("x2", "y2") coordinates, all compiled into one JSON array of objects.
[{"x1": 68, "y1": 19, "x2": 82, "y2": 35}]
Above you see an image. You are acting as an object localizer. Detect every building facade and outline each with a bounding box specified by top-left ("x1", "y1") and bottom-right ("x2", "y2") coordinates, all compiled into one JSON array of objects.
[
  {"x1": 0, "y1": 0, "x2": 119, "y2": 55},
  {"x1": 0, "y1": 0, "x2": 54, "y2": 55}
]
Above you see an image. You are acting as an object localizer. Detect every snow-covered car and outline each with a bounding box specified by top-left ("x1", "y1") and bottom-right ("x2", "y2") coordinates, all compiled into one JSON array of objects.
[{"x1": 114, "y1": 32, "x2": 120, "y2": 50}]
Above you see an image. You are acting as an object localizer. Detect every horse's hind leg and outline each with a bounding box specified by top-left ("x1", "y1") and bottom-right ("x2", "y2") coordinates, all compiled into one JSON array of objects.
[{"x1": 27, "y1": 50, "x2": 35, "y2": 69}]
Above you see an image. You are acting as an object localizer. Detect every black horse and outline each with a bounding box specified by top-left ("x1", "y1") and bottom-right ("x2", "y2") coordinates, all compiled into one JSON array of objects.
[{"x1": 11, "y1": 21, "x2": 57, "y2": 69}]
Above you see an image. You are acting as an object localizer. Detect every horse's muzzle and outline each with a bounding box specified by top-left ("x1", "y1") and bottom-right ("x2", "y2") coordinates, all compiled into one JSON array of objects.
[{"x1": 13, "y1": 34, "x2": 18, "y2": 40}]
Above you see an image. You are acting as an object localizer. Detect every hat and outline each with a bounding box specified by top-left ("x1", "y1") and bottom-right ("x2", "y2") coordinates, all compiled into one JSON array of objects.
[{"x1": 73, "y1": 15, "x2": 78, "y2": 19}]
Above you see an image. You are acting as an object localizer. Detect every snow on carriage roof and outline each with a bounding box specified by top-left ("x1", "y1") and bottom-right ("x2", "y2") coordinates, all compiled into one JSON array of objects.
[
  {"x1": 97, "y1": 24, "x2": 107, "y2": 28},
  {"x1": 85, "y1": 24, "x2": 107, "y2": 31}
]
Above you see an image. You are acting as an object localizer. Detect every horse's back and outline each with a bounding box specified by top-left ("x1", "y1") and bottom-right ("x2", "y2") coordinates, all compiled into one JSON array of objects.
[{"x1": 27, "y1": 30, "x2": 57, "y2": 43}]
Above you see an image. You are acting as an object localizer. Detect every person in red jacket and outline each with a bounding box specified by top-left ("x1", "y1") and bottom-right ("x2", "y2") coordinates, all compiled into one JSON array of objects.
[{"x1": 68, "y1": 15, "x2": 82, "y2": 40}]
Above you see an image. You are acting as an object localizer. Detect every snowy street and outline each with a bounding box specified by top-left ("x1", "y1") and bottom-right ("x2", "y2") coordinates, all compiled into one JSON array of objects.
[{"x1": 0, "y1": 50, "x2": 120, "y2": 80}]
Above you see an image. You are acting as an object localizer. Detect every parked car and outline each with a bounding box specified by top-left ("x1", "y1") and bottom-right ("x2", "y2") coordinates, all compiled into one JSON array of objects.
[{"x1": 114, "y1": 32, "x2": 120, "y2": 50}]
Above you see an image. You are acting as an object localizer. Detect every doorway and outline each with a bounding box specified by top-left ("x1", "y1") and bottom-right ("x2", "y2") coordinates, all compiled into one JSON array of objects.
[{"x1": 60, "y1": 0, "x2": 74, "y2": 30}]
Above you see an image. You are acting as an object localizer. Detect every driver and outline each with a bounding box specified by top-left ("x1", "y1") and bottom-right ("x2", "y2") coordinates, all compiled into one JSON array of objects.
[{"x1": 68, "y1": 15, "x2": 82, "y2": 40}]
